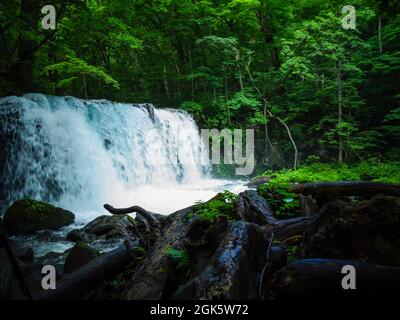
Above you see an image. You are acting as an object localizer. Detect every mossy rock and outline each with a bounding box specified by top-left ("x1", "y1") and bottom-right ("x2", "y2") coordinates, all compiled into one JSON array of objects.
[
  {"x1": 63, "y1": 241, "x2": 101, "y2": 273},
  {"x1": 3, "y1": 199, "x2": 75, "y2": 235}
]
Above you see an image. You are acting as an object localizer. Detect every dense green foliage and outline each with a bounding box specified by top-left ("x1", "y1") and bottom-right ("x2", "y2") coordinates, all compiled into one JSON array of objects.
[
  {"x1": 258, "y1": 160, "x2": 400, "y2": 218},
  {"x1": 262, "y1": 160, "x2": 400, "y2": 184},
  {"x1": 1, "y1": 0, "x2": 399, "y2": 171}
]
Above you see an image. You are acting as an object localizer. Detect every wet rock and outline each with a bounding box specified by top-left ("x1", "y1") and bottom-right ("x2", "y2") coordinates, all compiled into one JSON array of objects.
[
  {"x1": 35, "y1": 230, "x2": 53, "y2": 242},
  {"x1": 3, "y1": 199, "x2": 75, "y2": 235},
  {"x1": 18, "y1": 247, "x2": 34, "y2": 263},
  {"x1": 172, "y1": 221, "x2": 267, "y2": 300},
  {"x1": 67, "y1": 215, "x2": 137, "y2": 243},
  {"x1": 235, "y1": 190, "x2": 278, "y2": 226},
  {"x1": 300, "y1": 195, "x2": 400, "y2": 266},
  {"x1": 63, "y1": 242, "x2": 101, "y2": 273},
  {"x1": 245, "y1": 177, "x2": 271, "y2": 188}
]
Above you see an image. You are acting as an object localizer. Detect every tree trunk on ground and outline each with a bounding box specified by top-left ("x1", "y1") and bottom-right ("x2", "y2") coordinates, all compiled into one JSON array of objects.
[
  {"x1": 33, "y1": 242, "x2": 137, "y2": 300},
  {"x1": 262, "y1": 216, "x2": 315, "y2": 243},
  {"x1": 290, "y1": 181, "x2": 400, "y2": 197},
  {"x1": 269, "y1": 259, "x2": 400, "y2": 299}
]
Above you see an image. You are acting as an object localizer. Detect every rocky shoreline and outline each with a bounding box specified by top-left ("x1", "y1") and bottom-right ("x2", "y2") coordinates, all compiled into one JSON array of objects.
[{"x1": 1, "y1": 181, "x2": 400, "y2": 300}]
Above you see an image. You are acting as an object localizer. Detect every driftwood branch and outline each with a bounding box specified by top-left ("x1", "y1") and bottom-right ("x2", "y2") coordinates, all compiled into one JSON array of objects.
[
  {"x1": 104, "y1": 204, "x2": 160, "y2": 229},
  {"x1": 290, "y1": 181, "x2": 400, "y2": 197}
]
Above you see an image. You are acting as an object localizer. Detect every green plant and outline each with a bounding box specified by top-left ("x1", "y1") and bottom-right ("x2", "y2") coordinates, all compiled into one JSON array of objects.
[
  {"x1": 166, "y1": 247, "x2": 191, "y2": 274},
  {"x1": 287, "y1": 245, "x2": 298, "y2": 264},
  {"x1": 258, "y1": 183, "x2": 301, "y2": 218},
  {"x1": 194, "y1": 190, "x2": 238, "y2": 222}
]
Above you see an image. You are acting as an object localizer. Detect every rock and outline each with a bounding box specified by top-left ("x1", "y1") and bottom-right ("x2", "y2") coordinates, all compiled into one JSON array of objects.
[
  {"x1": 3, "y1": 199, "x2": 75, "y2": 235},
  {"x1": 18, "y1": 248, "x2": 34, "y2": 263},
  {"x1": 235, "y1": 190, "x2": 278, "y2": 226},
  {"x1": 300, "y1": 195, "x2": 400, "y2": 266},
  {"x1": 172, "y1": 221, "x2": 268, "y2": 300},
  {"x1": 35, "y1": 230, "x2": 53, "y2": 242},
  {"x1": 66, "y1": 215, "x2": 137, "y2": 243},
  {"x1": 245, "y1": 177, "x2": 271, "y2": 188},
  {"x1": 63, "y1": 242, "x2": 101, "y2": 273}
]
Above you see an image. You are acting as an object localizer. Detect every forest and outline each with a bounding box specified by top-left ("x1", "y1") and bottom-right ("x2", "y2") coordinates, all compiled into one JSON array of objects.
[
  {"x1": 0, "y1": 0, "x2": 400, "y2": 304},
  {"x1": 1, "y1": 0, "x2": 399, "y2": 173}
]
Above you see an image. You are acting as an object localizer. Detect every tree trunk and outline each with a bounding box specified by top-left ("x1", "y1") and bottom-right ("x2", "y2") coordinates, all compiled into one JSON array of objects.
[
  {"x1": 378, "y1": 16, "x2": 383, "y2": 54},
  {"x1": 33, "y1": 243, "x2": 135, "y2": 300},
  {"x1": 337, "y1": 59, "x2": 343, "y2": 163},
  {"x1": 270, "y1": 259, "x2": 400, "y2": 299},
  {"x1": 290, "y1": 181, "x2": 400, "y2": 197}
]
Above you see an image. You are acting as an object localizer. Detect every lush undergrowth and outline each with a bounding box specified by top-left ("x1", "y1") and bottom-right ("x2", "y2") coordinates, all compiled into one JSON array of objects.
[
  {"x1": 257, "y1": 161, "x2": 400, "y2": 219},
  {"x1": 262, "y1": 161, "x2": 400, "y2": 185}
]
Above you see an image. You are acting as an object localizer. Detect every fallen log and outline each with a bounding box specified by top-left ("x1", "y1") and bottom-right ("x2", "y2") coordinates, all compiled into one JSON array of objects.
[
  {"x1": 33, "y1": 241, "x2": 137, "y2": 300},
  {"x1": 262, "y1": 216, "x2": 315, "y2": 242},
  {"x1": 269, "y1": 259, "x2": 400, "y2": 299},
  {"x1": 290, "y1": 181, "x2": 400, "y2": 197},
  {"x1": 104, "y1": 204, "x2": 160, "y2": 229}
]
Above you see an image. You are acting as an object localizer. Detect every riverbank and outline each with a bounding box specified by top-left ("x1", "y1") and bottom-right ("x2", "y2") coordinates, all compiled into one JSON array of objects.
[{"x1": 1, "y1": 163, "x2": 399, "y2": 300}]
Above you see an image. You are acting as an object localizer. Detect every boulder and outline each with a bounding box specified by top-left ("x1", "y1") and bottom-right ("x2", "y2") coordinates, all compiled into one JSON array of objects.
[
  {"x1": 66, "y1": 215, "x2": 137, "y2": 243},
  {"x1": 63, "y1": 242, "x2": 101, "y2": 273},
  {"x1": 3, "y1": 199, "x2": 75, "y2": 235},
  {"x1": 300, "y1": 195, "x2": 400, "y2": 266}
]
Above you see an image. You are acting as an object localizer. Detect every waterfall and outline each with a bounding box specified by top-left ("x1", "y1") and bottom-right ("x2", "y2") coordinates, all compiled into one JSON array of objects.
[{"x1": 0, "y1": 94, "x2": 225, "y2": 220}]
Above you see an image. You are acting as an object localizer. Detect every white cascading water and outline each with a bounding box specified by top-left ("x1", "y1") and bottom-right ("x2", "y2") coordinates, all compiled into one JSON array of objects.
[{"x1": 0, "y1": 93, "x2": 244, "y2": 223}]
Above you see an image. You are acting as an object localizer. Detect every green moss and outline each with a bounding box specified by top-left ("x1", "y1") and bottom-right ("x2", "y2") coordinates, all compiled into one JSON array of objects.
[
  {"x1": 287, "y1": 245, "x2": 298, "y2": 264},
  {"x1": 194, "y1": 190, "x2": 238, "y2": 223},
  {"x1": 3, "y1": 199, "x2": 75, "y2": 234},
  {"x1": 165, "y1": 247, "x2": 193, "y2": 283},
  {"x1": 258, "y1": 183, "x2": 301, "y2": 218}
]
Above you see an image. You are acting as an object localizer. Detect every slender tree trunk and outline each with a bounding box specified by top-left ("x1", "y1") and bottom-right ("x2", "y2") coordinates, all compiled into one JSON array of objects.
[
  {"x1": 188, "y1": 48, "x2": 195, "y2": 99},
  {"x1": 225, "y1": 77, "x2": 231, "y2": 124},
  {"x1": 82, "y1": 74, "x2": 88, "y2": 99},
  {"x1": 337, "y1": 60, "x2": 343, "y2": 164},
  {"x1": 378, "y1": 16, "x2": 383, "y2": 54},
  {"x1": 163, "y1": 66, "x2": 170, "y2": 99},
  {"x1": 236, "y1": 53, "x2": 244, "y2": 91},
  {"x1": 263, "y1": 103, "x2": 272, "y2": 166}
]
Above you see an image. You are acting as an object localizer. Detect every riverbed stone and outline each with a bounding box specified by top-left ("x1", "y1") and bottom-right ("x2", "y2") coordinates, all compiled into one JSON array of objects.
[
  {"x1": 63, "y1": 241, "x2": 101, "y2": 273},
  {"x1": 3, "y1": 199, "x2": 75, "y2": 235}
]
